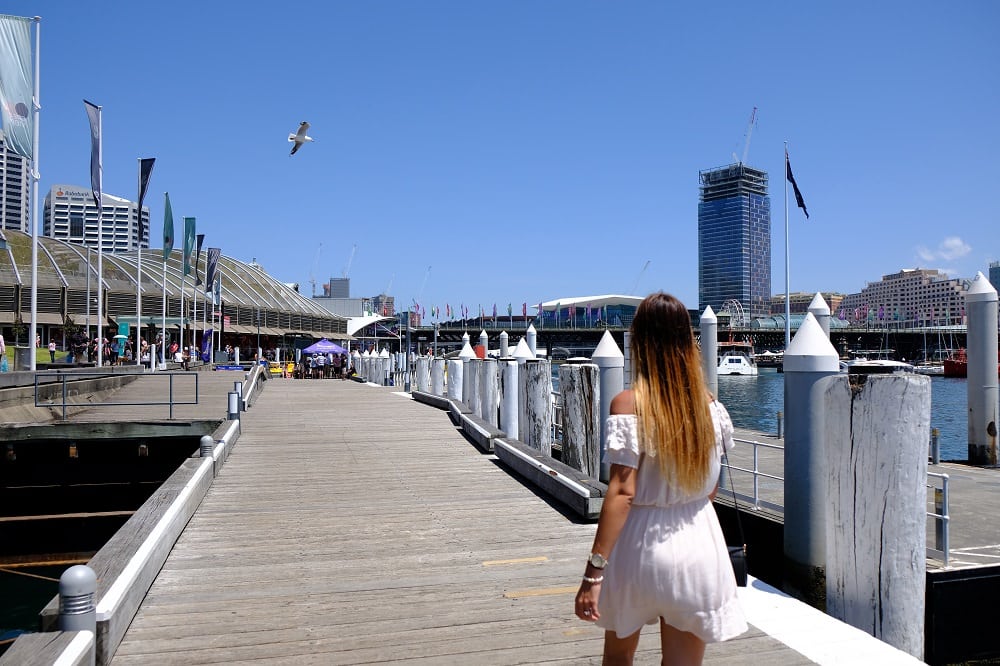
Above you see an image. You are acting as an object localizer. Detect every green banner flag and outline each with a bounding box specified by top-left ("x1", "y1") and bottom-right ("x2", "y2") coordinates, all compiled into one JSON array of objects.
[
  {"x1": 182, "y1": 217, "x2": 196, "y2": 276},
  {"x1": 162, "y1": 192, "x2": 174, "y2": 261}
]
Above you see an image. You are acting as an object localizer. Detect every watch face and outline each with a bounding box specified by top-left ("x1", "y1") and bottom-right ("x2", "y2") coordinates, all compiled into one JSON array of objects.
[{"x1": 589, "y1": 552, "x2": 607, "y2": 568}]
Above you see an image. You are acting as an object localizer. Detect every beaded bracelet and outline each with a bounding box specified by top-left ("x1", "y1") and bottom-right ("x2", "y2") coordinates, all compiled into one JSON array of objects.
[{"x1": 582, "y1": 575, "x2": 604, "y2": 584}]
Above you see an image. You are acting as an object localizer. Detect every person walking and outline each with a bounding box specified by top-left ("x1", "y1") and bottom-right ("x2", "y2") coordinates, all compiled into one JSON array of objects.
[
  {"x1": 574, "y1": 292, "x2": 746, "y2": 665},
  {"x1": 48, "y1": 339, "x2": 56, "y2": 363}
]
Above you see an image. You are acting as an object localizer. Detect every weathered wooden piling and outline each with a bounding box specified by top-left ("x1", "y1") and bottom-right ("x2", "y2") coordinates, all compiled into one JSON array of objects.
[
  {"x1": 431, "y1": 358, "x2": 445, "y2": 396},
  {"x1": 966, "y1": 271, "x2": 999, "y2": 465},
  {"x1": 459, "y1": 341, "x2": 476, "y2": 404},
  {"x1": 467, "y1": 359, "x2": 482, "y2": 417},
  {"x1": 559, "y1": 360, "x2": 600, "y2": 478},
  {"x1": 514, "y1": 339, "x2": 533, "y2": 442},
  {"x1": 592, "y1": 330, "x2": 624, "y2": 483},
  {"x1": 821, "y1": 372, "x2": 929, "y2": 658},
  {"x1": 783, "y1": 312, "x2": 841, "y2": 607},
  {"x1": 500, "y1": 359, "x2": 518, "y2": 437},
  {"x1": 480, "y1": 357, "x2": 499, "y2": 426},
  {"x1": 447, "y1": 359, "x2": 463, "y2": 401},
  {"x1": 522, "y1": 358, "x2": 552, "y2": 455},
  {"x1": 808, "y1": 292, "x2": 831, "y2": 338},
  {"x1": 415, "y1": 357, "x2": 431, "y2": 392},
  {"x1": 700, "y1": 305, "x2": 718, "y2": 398}
]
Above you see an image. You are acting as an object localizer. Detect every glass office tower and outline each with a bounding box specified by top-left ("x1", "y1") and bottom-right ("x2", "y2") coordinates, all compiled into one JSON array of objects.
[{"x1": 698, "y1": 164, "x2": 771, "y2": 320}]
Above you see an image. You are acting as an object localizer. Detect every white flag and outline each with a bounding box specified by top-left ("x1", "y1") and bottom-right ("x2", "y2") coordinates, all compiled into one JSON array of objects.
[{"x1": 0, "y1": 15, "x2": 33, "y2": 159}]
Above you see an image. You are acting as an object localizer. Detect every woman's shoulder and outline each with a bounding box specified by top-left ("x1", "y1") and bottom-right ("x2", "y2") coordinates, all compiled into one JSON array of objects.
[{"x1": 609, "y1": 389, "x2": 635, "y2": 416}]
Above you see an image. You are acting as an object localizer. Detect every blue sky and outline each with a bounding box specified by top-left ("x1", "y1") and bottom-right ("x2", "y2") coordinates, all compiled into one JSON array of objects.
[{"x1": 4, "y1": 1, "x2": 999, "y2": 317}]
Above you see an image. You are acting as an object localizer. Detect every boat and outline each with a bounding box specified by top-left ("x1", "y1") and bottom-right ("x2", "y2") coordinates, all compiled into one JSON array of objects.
[
  {"x1": 841, "y1": 359, "x2": 915, "y2": 375},
  {"x1": 913, "y1": 362, "x2": 945, "y2": 376},
  {"x1": 943, "y1": 348, "x2": 1000, "y2": 378},
  {"x1": 717, "y1": 342, "x2": 758, "y2": 376}
]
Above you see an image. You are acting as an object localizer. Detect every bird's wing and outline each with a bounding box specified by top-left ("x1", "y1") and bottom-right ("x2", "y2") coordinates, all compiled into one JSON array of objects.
[
  {"x1": 296, "y1": 121, "x2": 310, "y2": 138},
  {"x1": 290, "y1": 142, "x2": 301, "y2": 156}
]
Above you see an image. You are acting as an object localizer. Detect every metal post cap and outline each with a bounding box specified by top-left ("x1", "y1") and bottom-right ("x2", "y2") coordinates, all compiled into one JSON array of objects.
[{"x1": 59, "y1": 565, "x2": 97, "y2": 596}]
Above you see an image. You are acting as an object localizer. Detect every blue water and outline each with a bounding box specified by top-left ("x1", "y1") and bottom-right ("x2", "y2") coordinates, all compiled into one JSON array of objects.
[{"x1": 717, "y1": 369, "x2": 969, "y2": 461}]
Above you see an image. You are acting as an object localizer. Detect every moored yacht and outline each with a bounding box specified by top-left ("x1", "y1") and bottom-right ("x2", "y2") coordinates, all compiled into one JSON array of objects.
[{"x1": 717, "y1": 345, "x2": 758, "y2": 376}]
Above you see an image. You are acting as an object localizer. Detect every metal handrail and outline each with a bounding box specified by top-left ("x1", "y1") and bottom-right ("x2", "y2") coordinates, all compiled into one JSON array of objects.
[
  {"x1": 34, "y1": 371, "x2": 199, "y2": 420},
  {"x1": 720, "y1": 437, "x2": 952, "y2": 567}
]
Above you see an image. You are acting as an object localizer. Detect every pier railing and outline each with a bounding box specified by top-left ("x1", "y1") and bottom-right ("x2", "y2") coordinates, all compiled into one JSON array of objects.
[
  {"x1": 34, "y1": 371, "x2": 199, "y2": 420},
  {"x1": 721, "y1": 436, "x2": 953, "y2": 567}
]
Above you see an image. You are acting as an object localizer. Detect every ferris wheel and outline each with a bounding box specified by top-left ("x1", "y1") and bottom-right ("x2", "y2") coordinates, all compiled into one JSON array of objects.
[{"x1": 720, "y1": 299, "x2": 748, "y2": 327}]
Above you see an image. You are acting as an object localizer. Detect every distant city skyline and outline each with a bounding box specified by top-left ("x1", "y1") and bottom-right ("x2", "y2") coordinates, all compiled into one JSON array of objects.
[{"x1": 1, "y1": 2, "x2": 997, "y2": 315}]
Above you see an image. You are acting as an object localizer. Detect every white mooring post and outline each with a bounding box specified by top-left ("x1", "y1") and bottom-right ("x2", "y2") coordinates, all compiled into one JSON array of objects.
[
  {"x1": 479, "y1": 329, "x2": 488, "y2": 354},
  {"x1": 821, "y1": 372, "x2": 929, "y2": 659},
  {"x1": 459, "y1": 341, "x2": 476, "y2": 406},
  {"x1": 499, "y1": 330, "x2": 509, "y2": 358},
  {"x1": 467, "y1": 359, "x2": 482, "y2": 417},
  {"x1": 514, "y1": 339, "x2": 533, "y2": 441},
  {"x1": 523, "y1": 358, "x2": 552, "y2": 455},
  {"x1": 966, "y1": 271, "x2": 999, "y2": 465},
  {"x1": 592, "y1": 331, "x2": 624, "y2": 483},
  {"x1": 700, "y1": 306, "x2": 718, "y2": 398},
  {"x1": 447, "y1": 359, "x2": 463, "y2": 401},
  {"x1": 481, "y1": 357, "x2": 499, "y2": 427},
  {"x1": 559, "y1": 359, "x2": 601, "y2": 478},
  {"x1": 526, "y1": 324, "x2": 537, "y2": 358},
  {"x1": 808, "y1": 292, "x2": 831, "y2": 339},
  {"x1": 500, "y1": 358, "x2": 518, "y2": 437},
  {"x1": 431, "y1": 358, "x2": 445, "y2": 396},
  {"x1": 782, "y1": 312, "x2": 841, "y2": 607}
]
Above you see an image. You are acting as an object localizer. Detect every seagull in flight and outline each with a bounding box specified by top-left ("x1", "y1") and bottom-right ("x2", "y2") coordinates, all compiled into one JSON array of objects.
[{"x1": 288, "y1": 121, "x2": 314, "y2": 155}]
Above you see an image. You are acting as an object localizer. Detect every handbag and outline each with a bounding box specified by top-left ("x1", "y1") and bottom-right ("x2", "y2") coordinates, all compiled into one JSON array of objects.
[
  {"x1": 722, "y1": 449, "x2": 748, "y2": 587},
  {"x1": 0, "y1": 356, "x2": 7, "y2": 373}
]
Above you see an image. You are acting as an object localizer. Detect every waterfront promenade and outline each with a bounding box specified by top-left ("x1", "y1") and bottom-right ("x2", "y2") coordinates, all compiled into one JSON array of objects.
[{"x1": 90, "y1": 377, "x2": 918, "y2": 664}]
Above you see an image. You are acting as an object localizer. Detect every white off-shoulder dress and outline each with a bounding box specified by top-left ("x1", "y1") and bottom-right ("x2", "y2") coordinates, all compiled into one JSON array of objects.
[{"x1": 596, "y1": 401, "x2": 748, "y2": 641}]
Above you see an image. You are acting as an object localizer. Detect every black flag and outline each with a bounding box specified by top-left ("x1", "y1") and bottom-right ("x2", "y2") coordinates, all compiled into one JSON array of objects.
[
  {"x1": 195, "y1": 234, "x2": 205, "y2": 285},
  {"x1": 205, "y1": 247, "x2": 221, "y2": 293},
  {"x1": 785, "y1": 148, "x2": 809, "y2": 219},
  {"x1": 137, "y1": 158, "x2": 155, "y2": 239}
]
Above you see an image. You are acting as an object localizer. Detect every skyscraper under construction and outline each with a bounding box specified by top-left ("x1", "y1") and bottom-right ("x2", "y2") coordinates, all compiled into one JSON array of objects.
[{"x1": 698, "y1": 163, "x2": 771, "y2": 321}]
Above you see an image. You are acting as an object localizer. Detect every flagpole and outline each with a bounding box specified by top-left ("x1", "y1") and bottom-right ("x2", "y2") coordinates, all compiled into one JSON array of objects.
[
  {"x1": 135, "y1": 162, "x2": 142, "y2": 365},
  {"x1": 95, "y1": 105, "x2": 104, "y2": 367},
  {"x1": 28, "y1": 17, "x2": 40, "y2": 370},
  {"x1": 160, "y1": 260, "x2": 166, "y2": 368},
  {"x1": 784, "y1": 140, "x2": 790, "y2": 348}
]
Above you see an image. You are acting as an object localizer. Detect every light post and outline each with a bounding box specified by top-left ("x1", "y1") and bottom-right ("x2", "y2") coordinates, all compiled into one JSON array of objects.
[
  {"x1": 256, "y1": 308, "x2": 261, "y2": 362},
  {"x1": 404, "y1": 306, "x2": 412, "y2": 391}
]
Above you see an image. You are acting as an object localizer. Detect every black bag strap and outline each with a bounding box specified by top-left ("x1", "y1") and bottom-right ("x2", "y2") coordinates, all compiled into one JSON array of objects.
[{"x1": 714, "y1": 399, "x2": 746, "y2": 547}]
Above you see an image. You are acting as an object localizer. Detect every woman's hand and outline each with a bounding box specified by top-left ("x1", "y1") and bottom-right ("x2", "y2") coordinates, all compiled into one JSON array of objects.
[{"x1": 575, "y1": 579, "x2": 601, "y2": 621}]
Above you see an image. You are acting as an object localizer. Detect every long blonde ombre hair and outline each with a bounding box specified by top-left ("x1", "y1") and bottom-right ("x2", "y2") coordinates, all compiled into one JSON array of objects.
[{"x1": 630, "y1": 292, "x2": 715, "y2": 493}]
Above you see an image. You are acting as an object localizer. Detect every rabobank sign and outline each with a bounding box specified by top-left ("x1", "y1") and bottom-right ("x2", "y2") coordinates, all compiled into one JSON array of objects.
[{"x1": 53, "y1": 185, "x2": 93, "y2": 199}]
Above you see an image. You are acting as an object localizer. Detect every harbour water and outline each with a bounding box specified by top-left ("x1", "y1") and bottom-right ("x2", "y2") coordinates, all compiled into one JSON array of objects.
[{"x1": 718, "y1": 368, "x2": 970, "y2": 461}]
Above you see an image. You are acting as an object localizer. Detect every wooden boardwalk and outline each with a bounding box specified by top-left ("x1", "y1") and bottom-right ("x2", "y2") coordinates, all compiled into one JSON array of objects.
[{"x1": 105, "y1": 378, "x2": 855, "y2": 665}]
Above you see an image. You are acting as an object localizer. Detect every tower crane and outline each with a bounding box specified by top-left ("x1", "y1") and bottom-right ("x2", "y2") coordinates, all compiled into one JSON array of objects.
[
  {"x1": 732, "y1": 106, "x2": 758, "y2": 165},
  {"x1": 342, "y1": 244, "x2": 357, "y2": 279},
  {"x1": 309, "y1": 242, "x2": 323, "y2": 297},
  {"x1": 629, "y1": 260, "x2": 650, "y2": 295}
]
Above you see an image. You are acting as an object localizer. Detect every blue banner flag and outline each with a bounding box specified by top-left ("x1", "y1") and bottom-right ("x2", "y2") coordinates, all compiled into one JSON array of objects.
[
  {"x1": 0, "y1": 15, "x2": 33, "y2": 159},
  {"x1": 182, "y1": 217, "x2": 196, "y2": 276},
  {"x1": 84, "y1": 100, "x2": 102, "y2": 211},
  {"x1": 162, "y1": 193, "x2": 174, "y2": 261}
]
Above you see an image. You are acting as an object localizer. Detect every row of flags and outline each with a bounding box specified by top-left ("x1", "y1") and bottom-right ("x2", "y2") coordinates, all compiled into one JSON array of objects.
[
  {"x1": 160, "y1": 194, "x2": 222, "y2": 296},
  {"x1": 838, "y1": 305, "x2": 966, "y2": 324}
]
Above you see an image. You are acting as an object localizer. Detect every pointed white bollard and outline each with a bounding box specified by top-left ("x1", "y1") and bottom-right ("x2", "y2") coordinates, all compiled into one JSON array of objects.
[
  {"x1": 500, "y1": 358, "x2": 518, "y2": 438},
  {"x1": 592, "y1": 330, "x2": 624, "y2": 483},
  {"x1": 967, "y1": 271, "x2": 999, "y2": 464},
  {"x1": 808, "y1": 292, "x2": 831, "y2": 339},
  {"x1": 431, "y1": 358, "x2": 445, "y2": 396},
  {"x1": 459, "y1": 341, "x2": 477, "y2": 406},
  {"x1": 526, "y1": 324, "x2": 537, "y2": 358},
  {"x1": 523, "y1": 358, "x2": 552, "y2": 455},
  {"x1": 700, "y1": 306, "x2": 718, "y2": 398},
  {"x1": 499, "y1": 330, "x2": 509, "y2": 358},
  {"x1": 821, "y1": 370, "x2": 929, "y2": 658},
  {"x1": 462, "y1": 331, "x2": 470, "y2": 345},
  {"x1": 783, "y1": 312, "x2": 841, "y2": 606},
  {"x1": 513, "y1": 339, "x2": 534, "y2": 441},
  {"x1": 560, "y1": 359, "x2": 600, "y2": 478},
  {"x1": 379, "y1": 348, "x2": 390, "y2": 386},
  {"x1": 479, "y1": 330, "x2": 488, "y2": 355},
  {"x1": 480, "y1": 357, "x2": 499, "y2": 426}
]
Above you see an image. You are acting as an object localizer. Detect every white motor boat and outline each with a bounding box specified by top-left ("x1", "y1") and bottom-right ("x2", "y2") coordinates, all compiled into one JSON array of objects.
[{"x1": 717, "y1": 352, "x2": 758, "y2": 376}]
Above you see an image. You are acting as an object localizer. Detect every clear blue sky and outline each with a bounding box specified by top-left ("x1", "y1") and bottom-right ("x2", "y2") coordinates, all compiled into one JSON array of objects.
[{"x1": 5, "y1": 1, "x2": 999, "y2": 317}]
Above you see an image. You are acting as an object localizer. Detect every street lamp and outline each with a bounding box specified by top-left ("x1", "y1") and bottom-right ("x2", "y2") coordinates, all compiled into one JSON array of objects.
[{"x1": 256, "y1": 308, "x2": 261, "y2": 362}]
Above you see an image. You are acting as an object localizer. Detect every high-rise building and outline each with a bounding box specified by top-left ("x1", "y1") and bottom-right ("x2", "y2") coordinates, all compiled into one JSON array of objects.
[
  {"x1": 43, "y1": 184, "x2": 149, "y2": 252},
  {"x1": 0, "y1": 136, "x2": 30, "y2": 232},
  {"x1": 989, "y1": 261, "x2": 1000, "y2": 293},
  {"x1": 324, "y1": 277, "x2": 350, "y2": 298},
  {"x1": 698, "y1": 164, "x2": 771, "y2": 319}
]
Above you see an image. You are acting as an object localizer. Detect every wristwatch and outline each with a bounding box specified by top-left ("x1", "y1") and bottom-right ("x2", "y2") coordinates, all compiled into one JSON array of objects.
[{"x1": 588, "y1": 552, "x2": 608, "y2": 569}]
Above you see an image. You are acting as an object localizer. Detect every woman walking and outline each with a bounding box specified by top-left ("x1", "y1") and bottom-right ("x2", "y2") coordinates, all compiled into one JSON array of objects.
[{"x1": 575, "y1": 292, "x2": 746, "y2": 665}]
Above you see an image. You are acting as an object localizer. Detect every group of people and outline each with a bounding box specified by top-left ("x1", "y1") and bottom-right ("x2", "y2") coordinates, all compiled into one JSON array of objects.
[{"x1": 295, "y1": 352, "x2": 350, "y2": 380}]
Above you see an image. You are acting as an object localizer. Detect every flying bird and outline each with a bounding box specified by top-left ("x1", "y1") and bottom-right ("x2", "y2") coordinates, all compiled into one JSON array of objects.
[{"x1": 288, "y1": 121, "x2": 314, "y2": 155}]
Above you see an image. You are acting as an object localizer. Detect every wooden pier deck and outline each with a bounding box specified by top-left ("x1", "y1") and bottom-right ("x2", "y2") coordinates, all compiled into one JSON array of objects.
[{"x1": 104, "y1": 378, "x2": 918, "y2": 665}]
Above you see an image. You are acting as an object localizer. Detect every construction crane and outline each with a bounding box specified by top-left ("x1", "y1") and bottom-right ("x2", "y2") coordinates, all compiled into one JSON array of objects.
[
  {"x1": 629, "y1": 260, "x2": 650, "y2": 295},
  {"x1": 309, "y1": 242, "x2": 322, "y2": 297},
  {"x1": 732, "y1": 106, "x2": 758, "y2": 165},
  {"x1": 416, "y1": 266, "x2": 431, "y2": 305},
  {"x1": 342, "y1": 244, "x2": 357, "y2": 279}
]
